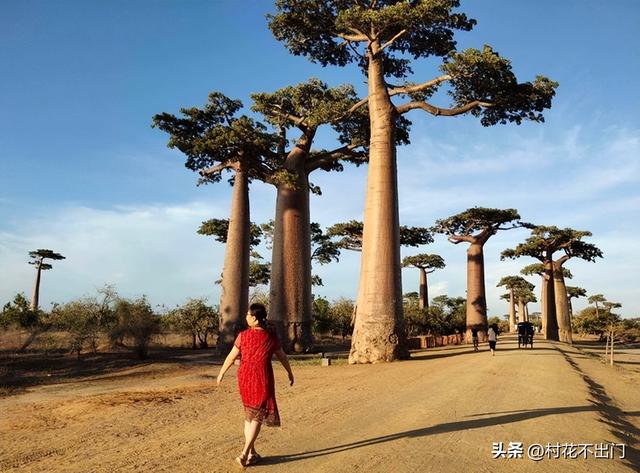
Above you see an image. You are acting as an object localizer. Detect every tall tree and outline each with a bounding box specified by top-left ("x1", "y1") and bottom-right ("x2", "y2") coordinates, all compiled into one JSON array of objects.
[
  {"x1": 249, "y1": 79, "x2": 372, "y2": 352},
  {"x1": 566, "y1": 286, "x2": 587, "y2": 321},
  {"x1": 512, "y1": 283, "x2": 536, "y2": 323},
  {"x1": 401, "y1": 254, "x2": 445, "y2": 311},
  {"x1": 497, "y1": 275, "x2": 532, "y2": 332},
  {"x1": 502, "y1": 226, "x2": 602, "y2": 342},
  {"x1": 521, "y1": 262, "x2": 571, "y2": 335},
  {"x1": 153, "y1": 93, "x2": 278, "y2": 353},
  {"x1": 588, "y1": 294, "x2": 606, "y2": 319},
  {"x1": 28, "y1": 249, "x2": 65, "y2": 311},
  {"x1": 269, "y1": 0, "x2": 557, "y2": 363},
  {"x1": 433, "y1": 207, "x2": 523, "y2": 341}
]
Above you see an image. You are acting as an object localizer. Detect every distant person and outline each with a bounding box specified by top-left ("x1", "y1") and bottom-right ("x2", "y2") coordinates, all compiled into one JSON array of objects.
[
  {"x1": 471, "y1": 327, "x2": 479, "y2": 351},
  {"x1": 216, "y1": 303, "x2": 294, "y2": 467},
  {"x1": 487, "y1": 324, "x2": 498, "y2": 356}
]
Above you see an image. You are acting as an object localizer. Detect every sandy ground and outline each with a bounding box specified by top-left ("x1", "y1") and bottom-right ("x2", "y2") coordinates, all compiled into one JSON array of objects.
[{"x1": 1, "y1": 335, "x2": 638, "y2": 473}]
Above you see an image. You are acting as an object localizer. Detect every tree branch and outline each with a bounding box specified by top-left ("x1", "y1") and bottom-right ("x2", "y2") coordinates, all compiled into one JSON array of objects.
[
  {"x1": 388, "y1": 75, "x2": 452, "y2": 98},
  {"x1": 306, "y1": 143, "x2": 365, "y2": 173},
  {"x1": 396, "y1": 99, "x2": 493, "y2": 116},
  {"x1": 448, "y1": 235, "x2": 474, "y2": 244},
  {"x1": 199, "y1": 162, "x2": 236, "y2": 178},
  {"x1": 336, "y1": 32, "x2": 368, "y2": 42},
  {"x1": 380, "y1": 29, "x2": 408, "y2": 51}
]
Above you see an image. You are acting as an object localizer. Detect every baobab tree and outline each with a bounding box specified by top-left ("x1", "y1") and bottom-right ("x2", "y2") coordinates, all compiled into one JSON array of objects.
[
  {"x1": 433, "y1": 207, "x2": 523, "y2": 342},
  {"x1": 197, "y1": 219, "x2": 271, "y2": 289},
  {"x1": 269, "y1": 0, "x2": 557, "y2": 363},
  {"x1": 512, "y1": 284, "x2": 537, "y2": 323},
  {"x1": 503, "y1": 226, "x2": 602, "y2": 343},
  {"x1": 28, "y1": 249, "x2": 65, "y2": 311},
  {"x1": 497, "y1": 275, "x2": 532, "y2": 332},
  {"x1": 153, "y1": 93, "x2": 278, "y2": 353},
  {"x1": 248, "y1": 79, "x2": 370, "y2": 352},
  {"x1": 401, "y1": 254, "x2": 445, "y2": 311},
  {"x1": 566, "y1": 286, "x2": 587, "y2": 320},
  {"x1": 521, "y1": 262, "x2": 571, "y2": 335},
  {"x1": 588, "y1": 294, "x2": 606, "y2": 319}
]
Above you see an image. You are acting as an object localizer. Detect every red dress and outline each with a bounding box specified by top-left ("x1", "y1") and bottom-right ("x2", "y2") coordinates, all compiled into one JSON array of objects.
[{"x1": 234, "y1": 328, "x2": 282, "y2": 427}]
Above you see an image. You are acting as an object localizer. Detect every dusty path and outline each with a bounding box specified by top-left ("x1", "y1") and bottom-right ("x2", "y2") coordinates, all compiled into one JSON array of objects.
[{"x1": 1, "y1": 335, "x2": 638, "y2": 472}]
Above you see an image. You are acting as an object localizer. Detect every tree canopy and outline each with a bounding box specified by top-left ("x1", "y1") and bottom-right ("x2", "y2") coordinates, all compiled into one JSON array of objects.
[
  {"x1": 327, "y1": 220, "x2": 433, "y2": 251},
  {"x1": 433, "y1": 207, "x2": 522, "y2": 244},
  {"x1": 402, "y1": 253, "x2": 445, "y2": 271}
]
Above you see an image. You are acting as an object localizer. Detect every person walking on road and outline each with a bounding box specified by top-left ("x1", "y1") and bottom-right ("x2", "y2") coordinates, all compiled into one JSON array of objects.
[
  {"x1": 217, "y1": 303, "x2": 294, "y2": 467},
  {"x1": 487, "y1": 324, "x2": 498, "y2": 356}
]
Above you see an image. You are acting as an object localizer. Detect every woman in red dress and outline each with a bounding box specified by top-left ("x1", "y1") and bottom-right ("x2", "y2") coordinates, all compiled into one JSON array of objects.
[{"x1": 217, "y1": 303, "x2": 294, "y2": 467}]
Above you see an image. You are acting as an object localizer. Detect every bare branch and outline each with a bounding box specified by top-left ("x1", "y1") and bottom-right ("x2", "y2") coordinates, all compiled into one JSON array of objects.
[
  {"x1": 396, "y1": 99, "x2": 493, "y2": 116},
  {"x1": 448, "y1": 235, "x2": 474, "y2": 244},
  {"x1": 336, "y1": 32, "x2": 368, "y2": 42},
  {"x1": 306, "y1": 143, "x2": 365, "y2": 172},
  {"x1": 380, "y1": 29, "x2": 408, "y2": 51},
  {"x1": 388, "y1": 75, "x2": 451, "y2": 97},
  {"x1": 199, "y1": 162, "x2": 236, "y2": 177}
]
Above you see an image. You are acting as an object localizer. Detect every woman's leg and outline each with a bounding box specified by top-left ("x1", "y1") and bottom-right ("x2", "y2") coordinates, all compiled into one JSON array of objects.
[{"x1": 242, "y1": 420, "x2": 262, "y2": 457}]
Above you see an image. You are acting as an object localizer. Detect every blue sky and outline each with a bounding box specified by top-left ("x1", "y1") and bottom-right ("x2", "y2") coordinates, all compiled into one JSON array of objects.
[{"x1": 1, "y1": 1, "x2": 638, "y2": 317}]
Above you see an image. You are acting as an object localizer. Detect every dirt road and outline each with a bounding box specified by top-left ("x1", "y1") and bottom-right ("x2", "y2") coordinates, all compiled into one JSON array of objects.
[{"x1": 1, "y1": 336, "x2": 638, "y2": 472}]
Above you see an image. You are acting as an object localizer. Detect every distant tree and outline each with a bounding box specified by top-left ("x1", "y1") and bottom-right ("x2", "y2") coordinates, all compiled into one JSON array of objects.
[
  {"x1": 503, "y1": 226, "x2": 602, "y2": 343},
  {"x1": 497, "y1": 275, "x2": 533, "y2": 332},
  {"x1": 433, "y1": 207, "x2": 523, "y2": 341},
  {"x1": 269, "y1": 0, "x2": 557, "y2": 364},
  {"x1": 587, "y1": 294, "x2": 606, "y2": 319},
  {"x1": 28, "y1": 249, "x2": 65, "y2": 311},
  {"x1": 401, "y1": 254, "x2": 445, "y2": 311},
  {"x1": 167, "y1": 298, "x2": 219, "y2": 349},
  {"x1": 327, "y1": 220, "x2": 433, "y2": 252},
  {"x1": 109, "y1": 297, "x2": 160, "y2": 359},
  {"x1": 50, "y1": 298, "x2": 103, "y2": 357},
  {"x1": 566, "y1": 286, "x2": 587, "y2": 320},
  {"x1": 1, "y1": 293, "x2": 38, "y2": 329}
]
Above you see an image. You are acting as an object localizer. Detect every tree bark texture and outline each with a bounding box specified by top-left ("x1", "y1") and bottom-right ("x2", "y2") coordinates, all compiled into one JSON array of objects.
[
  {"x1": 350, "y1": 50, "x2": 407, "y2": 363},
  {"x1": 217, "y1": 168, "x2": 251, "y2": 355},
  {"x1": 419, "y1": 268, "x2": 428, "y2": 311},
  {"x1": 30, "y1": 261, "x2": 42, "y2": 312},
  {"x1": 509, "y1": 289, "x2": 516, "y2": 332},
  {"x1": 543, "y1": 259, "x2": 559, "y2": 340},
  {"x1": 269, "y1": 150, "x2": 313, "y2": 353},
  {"x1": 465, "y1": 242, "x2": 488, "y2": 342},
  {"x1": 553, "y1": 260, "x2": 573, "y2": 344}
]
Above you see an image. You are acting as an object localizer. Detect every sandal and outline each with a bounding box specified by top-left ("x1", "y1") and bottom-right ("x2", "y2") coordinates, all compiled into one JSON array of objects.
[
  {"x1": 247, "y1": 452, "x2": 262, "y2": 465},
  {"x1": 235, "y1": 454, "x2": 248, "y2": 468}
]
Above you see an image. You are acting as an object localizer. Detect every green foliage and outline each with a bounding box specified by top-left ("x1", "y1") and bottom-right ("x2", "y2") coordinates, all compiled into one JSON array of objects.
[
  {"x1": 311, "y1": 222, "x2": 341, "y2": 265},
  {"x1": 442, "y1": 46, "x2": 558, "y2": 125},
  {"x1": 402, "y1": 253, "x2": 445, "y2": 271},
  {"x1": 487, "y1": 316, "x2": 509, "y2": 334},
  {"x1": 249, "y1": 257, "x2": 271, "y2": 287},
  {"x1": 268, "y1": 0, "x2": 475, "y2": 78},
  {"x1": 197, "y1": 218, "x2": 263, "y2": 247},
  {"x1": 153, "y1": 92, "x2": 278, "y2": 181},
  {"x1": 496, "y1": 275, "x2": 533, "y2": 291},
  {"x1": 433, "y1": 207, "x2": 522, "y2": 237},
  {"x1": 521, "y1": 263, "x2": 572, "y2": 279},
  {"x1": 588, "y1": 294, "x2": 606, "y2": 305},
  {"x1": 566, "y1": 286, "x2": 587, "y2": 300},
  {"x1": 50, "y1": 298, "x2": 104, "y2": 356},
  {"x1": 327, "y1": 220, "x2": 432, "y2": 251},
  {"x1": 109, "y1": 297, "x2": 160, "y2": 359},
  {"x1": 404, "y1": 294, "x2": 466, "y2": 336},
  {"x1": 29, "y1": 249, "x2": 65, "y2": 264},
  {"x1": 312, "y1": 296, "x2": 353, "y2": 339},
  {"x1": 502, "y1": 226, "x2": 603, "y2": 263},
  {"x1": 1, "y1": 293, "x2": 39, "y2": 328},
  {"x1": 165, "y1": 298, "x2": 219, "y2": 349}
]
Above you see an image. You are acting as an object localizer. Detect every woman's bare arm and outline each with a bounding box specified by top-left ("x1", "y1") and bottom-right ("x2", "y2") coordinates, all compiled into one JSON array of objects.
[
  {"x1": 216, "y1": 346, "x2": 240, "y2": 386},
  {"x1": 274, "y1": 348, "x2": 294, "y2": 386}
]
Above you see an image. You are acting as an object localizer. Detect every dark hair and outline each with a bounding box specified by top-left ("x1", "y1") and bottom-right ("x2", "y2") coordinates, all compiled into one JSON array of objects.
[{"x1": 249, "y1": 303, "x2": 268, "y2": 328}]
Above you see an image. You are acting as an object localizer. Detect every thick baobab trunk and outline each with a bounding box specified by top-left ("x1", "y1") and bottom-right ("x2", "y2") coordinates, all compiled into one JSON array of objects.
[
  {"x1": 269, "y1": 152, "x2": 313, "y2": 353},
  {"x1": 524, "y1": 303, "x2": 529, "y2": 321},
  {"x1": 518, "y1": 298, "x2": 526, "y2": 323},
  {"x1": 465, "y1": 242, "x2": 488, "y2": 342},
  {"x1": 30, "y1": 261, "x2": 43, "y2": 311},
  {"x1": 543, "y1": 259, "x2": 559, "y2": 340},
  {"x1": 419, "y1": 268, "x2": 428, "y2": 311},
  {"x1": 508, "y1": 289, "x2": 517, "y2": 332},
  {"x1": 217, "y1": 168, "x2": 251, "y2": 354},
  {"x1": 350, "y1": 49, "x2": 407, "y2": 363},
  {"x1": 553, "y1": 261, "x2": 572, "y2": 344}
]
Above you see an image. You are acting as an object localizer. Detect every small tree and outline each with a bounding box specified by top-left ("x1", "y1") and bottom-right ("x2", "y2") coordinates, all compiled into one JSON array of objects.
[
  {"x1": 28, "y1": 249, "x2": 65, "y2": 311},
  {"x1": 109, "y1": 297, "x2": 160, "y2": 359},
  {"x1": 1, "y1": 293, "x2": 38, "y2": 329},
  {"x1": 402, "y1": 254, "x2": 445, "y2": 311},
  {"x1": 566, "y1": 286, "x2": 587, "y2": 321},
  {"x1": 497, "y1": 275, "x2": 533, "y2": 332},
  {"x1": 51, "y1": 298, "x2": 103, "y2": 357},
  {"x1": 168, "y1": 298, "x2": 219, "y2": 349}
]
